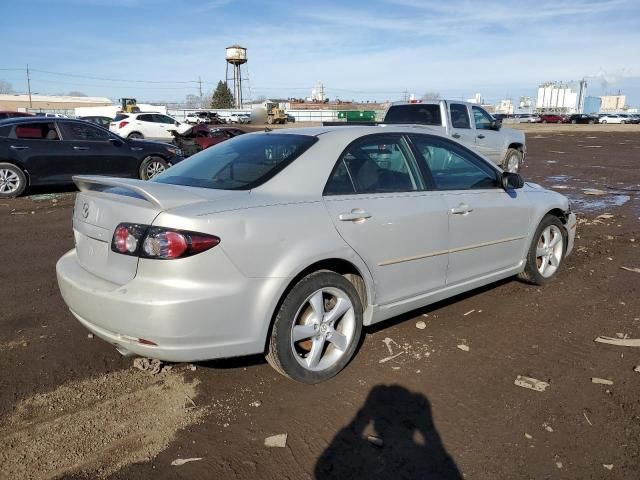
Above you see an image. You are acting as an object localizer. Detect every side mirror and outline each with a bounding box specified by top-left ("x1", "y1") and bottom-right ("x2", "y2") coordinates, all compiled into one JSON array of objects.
[
  {"x1": 501, "y1": 172, "x2": 524, "y2": 190},
  {"x1": 490, "y1": 119, "x2": 502, "y2": 130}
]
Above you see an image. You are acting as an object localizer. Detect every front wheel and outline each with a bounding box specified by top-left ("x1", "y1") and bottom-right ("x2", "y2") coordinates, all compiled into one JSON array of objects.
[
  {"x1": 503, "y1": 148, "x2": 523, "y2": 173},
  {"x1": 0, "y1": 163, "x2": 27, "y2": 198},
  {"x1": 266, "y1": 271, "x2": 363, "y2": 383},
  {"x1": 519, "y1": 215, "x2": 566, "y2": 285},
  {"x1": 601, "y1": 120, "x2": 607, "y2": 124},
  {"x1": 139, "y1": 156, "x2": 168, "y2": 180}
]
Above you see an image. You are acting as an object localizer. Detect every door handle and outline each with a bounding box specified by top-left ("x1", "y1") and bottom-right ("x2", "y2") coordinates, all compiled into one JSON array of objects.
[
  {"x1": 452, "y1": 133, "x2": 461, "y2": 139},
  {"x1": 73, "y1": 146, "x2": 89, "y2": 151},
  {"x1": 450, "y1": 203, "x2": 473, "y2": 215},
  {"x1": 339, "y1": 209, "x2": 372, "y2": 222},
  {"x1": 477, "y1": 134, "x2": 485, "y2": 139},
  {"x1": 10, "y1": 145, "x2": 29, "y2": 150}
]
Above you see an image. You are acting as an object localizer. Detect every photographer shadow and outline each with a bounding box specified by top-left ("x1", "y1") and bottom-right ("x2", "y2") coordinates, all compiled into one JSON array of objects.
[{"x1": 315, "y1": 384, "x2": 462, "y2": 480}]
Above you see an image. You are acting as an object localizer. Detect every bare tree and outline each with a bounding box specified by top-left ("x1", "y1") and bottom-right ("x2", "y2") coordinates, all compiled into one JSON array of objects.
[
  {"x1": 0, "y1": 80, "x2": 14, "y2": 94},
  {"x1": 185, "y1": 94, "x2": 201, "y2": 109},
  {"x1": 421, "y1": 92, "x2": 441, "y2": 101}
]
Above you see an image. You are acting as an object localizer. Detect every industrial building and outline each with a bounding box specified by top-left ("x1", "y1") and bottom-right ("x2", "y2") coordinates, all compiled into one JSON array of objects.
[
  {"x1": 0, "y1": 94, "x2": 112, "y2": 112},
  {"x1": 535, "y1": 81, "x2": 587, "y2": 114},
  {"x1": 600, "y1": 94, "x2": 626, "y2": 112}
]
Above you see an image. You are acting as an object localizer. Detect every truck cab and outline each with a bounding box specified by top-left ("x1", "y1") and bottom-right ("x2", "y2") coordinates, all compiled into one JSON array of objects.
[{"x1": 383, "y1": 100, "x2": 526, "y2": 172}]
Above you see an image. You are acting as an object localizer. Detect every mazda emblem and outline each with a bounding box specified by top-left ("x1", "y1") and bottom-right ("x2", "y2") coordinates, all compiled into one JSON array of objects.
[{"x1": 82, "y1": 203, "x2": 89, "y2": 219}]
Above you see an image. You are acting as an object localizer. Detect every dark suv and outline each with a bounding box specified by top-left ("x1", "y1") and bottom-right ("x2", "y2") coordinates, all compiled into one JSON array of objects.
[
  {"x1": 0, "y1": 117, "x2": 183, "y2": 198},
  {"x1": 565, "y1": 114, "x2": 598, "y2": 124}
]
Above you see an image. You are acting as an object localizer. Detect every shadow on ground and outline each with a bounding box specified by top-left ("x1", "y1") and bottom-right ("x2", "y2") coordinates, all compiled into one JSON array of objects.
[{"x1": 315, "y1": 384, "x2": 462, "y2": 480}]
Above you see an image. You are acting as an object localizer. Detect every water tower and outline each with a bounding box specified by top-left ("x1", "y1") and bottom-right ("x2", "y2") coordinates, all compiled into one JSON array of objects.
[{"x1": 226, "y1": 45, "x2": 248, "y2": 109}]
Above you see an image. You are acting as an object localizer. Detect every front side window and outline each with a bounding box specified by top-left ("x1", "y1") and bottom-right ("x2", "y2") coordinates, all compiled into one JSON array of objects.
[
  {"x1": 472, "y1": 106, "x2": 494, "y2": 130},
  {"x1": 325, "y1": 135, "x2": 424, "y2": 195},
  {"x1": 450, "y1": 103, "x2": 471, "y2": 129},
  {"x1": 14, "y1": 122, "x2": 59, "y2": 140},
  {"x1": 410, "y1": 135, "x2": 498, "y2": 190},
  {"x1": 154, "y1": 115, "x2": 176, "y2": 124},
  {"x1": 62, "y1": 122, "x2": 111, "y2": 141},
  {"x1": 153, "y1": 133, "x2": 317, "y2": 190}
]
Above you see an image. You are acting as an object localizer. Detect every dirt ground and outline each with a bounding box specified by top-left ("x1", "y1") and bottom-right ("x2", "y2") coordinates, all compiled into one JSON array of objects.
[{"x1": 0, "y1": 128, "x2": 639, "y2": 479}]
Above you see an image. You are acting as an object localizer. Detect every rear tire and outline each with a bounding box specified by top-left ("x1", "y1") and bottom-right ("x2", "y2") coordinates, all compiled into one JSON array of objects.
[
  {"x1": 266, "y1": 271, "x2": 363, "y2": 383},
  {"x1": 519, "y1": 215, "x2": 566, "y2": 285},
  {"x1": 0, "y1": 163, "x2": 27, "y2": 198},
  {"x1": 139, "y1": 156, "x2": 168, "y2": 180},
  {"x1": 128, "y1": 132, "x2": 144, "y2": 139}
]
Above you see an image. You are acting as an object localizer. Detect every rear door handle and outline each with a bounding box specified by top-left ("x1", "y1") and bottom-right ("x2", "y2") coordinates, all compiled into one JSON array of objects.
[
  {"x1": 10, "y1": 145, "x2": 29, "y2": 150},
  {"x1": 452, "y1": 133, "x2": 461, "y2": 139},
  {"x1": 339, "y1": 209, "x2": 372, "y2": 222},
  {"x1": 477, "y1": 134, "x2": 485, "y2": 139},
  {"x1": 450, "y1": 203, "x2": 473, "y2": 215},
  {"x1": 73, "y1": 146, "x2": 89, "y2": 151}
]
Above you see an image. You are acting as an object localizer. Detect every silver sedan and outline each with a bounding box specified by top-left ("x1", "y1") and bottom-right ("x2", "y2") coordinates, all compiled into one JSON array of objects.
[{"x1": 56, "y1": 125, "x2": 576, "y2": 383}]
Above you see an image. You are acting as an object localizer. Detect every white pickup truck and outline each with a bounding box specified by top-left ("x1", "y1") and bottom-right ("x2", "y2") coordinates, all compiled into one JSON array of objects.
[{"x1": 383, "y1": 101, "x2": 526, "y2": 172}]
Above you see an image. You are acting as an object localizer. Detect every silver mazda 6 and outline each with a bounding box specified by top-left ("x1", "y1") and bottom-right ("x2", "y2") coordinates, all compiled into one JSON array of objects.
[{"x1": 56, "y1": 125, "x2": 576, "y2": 383}]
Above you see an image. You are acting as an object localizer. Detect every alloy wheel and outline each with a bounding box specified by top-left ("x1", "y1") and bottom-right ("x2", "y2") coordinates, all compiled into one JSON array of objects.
[
  {"x1": 535, "y1": 225, "x2": 564, "y2": 278},
  {"x1": 146, "y1": 161, "x2": 166, "y2": 179},
  {"x1": 290, "y1": 287, "x2": 356, "y2": 372},
  {"x1": 0, "y1": 168, "x2": 20, "y2": 194}
]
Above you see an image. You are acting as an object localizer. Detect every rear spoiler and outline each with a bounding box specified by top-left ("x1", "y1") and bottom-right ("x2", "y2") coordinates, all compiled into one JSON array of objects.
[{"x1": 73, "y1": 175, "x2": 209, "y2": 211}]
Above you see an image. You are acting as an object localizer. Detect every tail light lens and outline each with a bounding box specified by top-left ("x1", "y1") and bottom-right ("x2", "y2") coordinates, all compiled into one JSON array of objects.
[
  {"x1": 118, "y1": 120, "x2": 129, "y2": 129},
  {"x1": 111, "y1": 223, "x2": 220, "y2": 260}
]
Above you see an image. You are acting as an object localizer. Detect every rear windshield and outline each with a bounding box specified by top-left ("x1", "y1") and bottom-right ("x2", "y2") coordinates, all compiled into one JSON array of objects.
[
  {"x1": 384, "y1": 104, "x2": 442, "y2": 125},
  {"x1": 153, "y1": 133, "x2": 317, "y2": 190},
  {"x1": 113, "y1": 113, "x2": 129, "y2": 121}
]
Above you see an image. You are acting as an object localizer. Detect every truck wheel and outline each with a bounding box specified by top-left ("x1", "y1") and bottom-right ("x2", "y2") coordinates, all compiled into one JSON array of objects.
[
  {"x1": 0, "y1": 163, "x2": 27, "y2": 198},
  {"x1": 503, "y1": 149, "x2": 523, "y2": 173},
  {"x1": 139, "y1": 156, "x2": 168, "y2": 180}
]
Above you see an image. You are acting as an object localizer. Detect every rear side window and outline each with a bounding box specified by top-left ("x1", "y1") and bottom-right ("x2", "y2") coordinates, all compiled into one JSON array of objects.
[
  {"x1": 62, "y1": 122, "x2": 111, "y2": 141},
  {"x1": 14, "y1": 122, "x2": 59, "y2": 140},
  {"x1": 449, "y1": 103, "x2": 470, "y2": 129},
  {"x1": 153, "y1": 133, "x2": 317, "y2": 190},
  {"x1": 324, "y1": 135, "x2": 424, "y2": 195},
  {"x1": 384, "y1": 104, "x2": 442, "y2": 126},
  {"x1": 137, "y1": 114, "x2": 154, "y2": 122}
]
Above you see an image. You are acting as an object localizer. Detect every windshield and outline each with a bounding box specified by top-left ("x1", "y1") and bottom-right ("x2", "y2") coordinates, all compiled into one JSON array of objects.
[{"x1": 152, "y1": 133, "x2": 317, "y2": 190}]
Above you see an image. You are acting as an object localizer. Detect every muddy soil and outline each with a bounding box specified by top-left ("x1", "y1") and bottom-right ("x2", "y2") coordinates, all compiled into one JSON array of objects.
[{"x1": 0, "y1": 131, "x2": 639, "y2": 479}]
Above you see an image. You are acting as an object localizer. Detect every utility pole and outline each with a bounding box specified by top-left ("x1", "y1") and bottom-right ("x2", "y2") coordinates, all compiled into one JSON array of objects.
[
  {"x1": 26, "y1": 64, "x2": 33, "y2": 108},
  {"x1": 198, "y1": 76, "x2": 203, "y2": 98}
]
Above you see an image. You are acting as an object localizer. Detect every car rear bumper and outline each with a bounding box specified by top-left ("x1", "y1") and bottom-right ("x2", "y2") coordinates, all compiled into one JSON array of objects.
[{"x1": 56, "y1": 249, "x2": 283, "y2": 362}]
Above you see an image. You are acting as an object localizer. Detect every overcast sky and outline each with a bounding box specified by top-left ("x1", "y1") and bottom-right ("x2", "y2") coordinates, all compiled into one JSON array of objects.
[{"x1": 2, "y1": 0, "x2": 639, "y2": 105}]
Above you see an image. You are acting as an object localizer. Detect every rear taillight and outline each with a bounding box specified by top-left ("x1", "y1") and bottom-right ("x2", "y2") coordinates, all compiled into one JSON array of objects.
[
  {"x1": 111, "y1": 223, "x2": 220, "y2": 260},
  {"x1": 118, "y1": 120, "x2": 129, "y2": 129}
]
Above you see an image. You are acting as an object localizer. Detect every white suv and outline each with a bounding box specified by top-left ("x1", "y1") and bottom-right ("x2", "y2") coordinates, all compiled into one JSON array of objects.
[{"x1": 110, "y1": 112, "x2": 191, "y2": 140}]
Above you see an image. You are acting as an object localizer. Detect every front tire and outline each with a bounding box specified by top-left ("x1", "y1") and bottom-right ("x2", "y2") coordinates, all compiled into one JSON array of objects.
[
  {"x1": 519, "y1": 215, "x2": 566, "y2": 285},
  {"x1": 139, "y1": 156, "x2": 168, "y2": 180},
  {"x1": 0, "y1": 163, "x2": 27, "y2": 198},
  {"x1": 266, "y1": 271, "x2": 363, "y2": 383},
  {"x1": 503, "y1": 148, "x2": 523, "y2": 173}
]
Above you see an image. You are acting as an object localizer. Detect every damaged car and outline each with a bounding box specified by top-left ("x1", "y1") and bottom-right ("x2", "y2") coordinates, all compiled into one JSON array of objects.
[{"x1": 170, "y1": 125, "x2": 245, "y2": 157}]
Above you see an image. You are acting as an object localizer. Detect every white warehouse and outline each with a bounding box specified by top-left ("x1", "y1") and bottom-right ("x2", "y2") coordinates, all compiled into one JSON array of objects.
[{"x1": 536, "y1": 81, "x2": 587, "y2": 113}]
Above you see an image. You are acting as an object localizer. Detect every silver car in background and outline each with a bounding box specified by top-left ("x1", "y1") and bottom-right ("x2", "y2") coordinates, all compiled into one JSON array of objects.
[{"x1": 56, "y1": 125, "x2": 576, "y2": 383}]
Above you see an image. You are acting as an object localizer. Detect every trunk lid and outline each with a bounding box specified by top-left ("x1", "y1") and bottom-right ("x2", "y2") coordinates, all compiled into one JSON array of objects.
[{"x1": 71, "y1": 175, "x2": 245, "y2": 285}]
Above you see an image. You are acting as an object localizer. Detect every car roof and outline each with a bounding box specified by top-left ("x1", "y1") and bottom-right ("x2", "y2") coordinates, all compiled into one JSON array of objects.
[{"x1": 260, "y1": 124, "x2": 446, "y2": 142}]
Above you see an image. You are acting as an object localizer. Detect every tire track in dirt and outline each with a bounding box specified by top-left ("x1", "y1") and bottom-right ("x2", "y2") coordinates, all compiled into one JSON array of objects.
[{"x1": 0, "y1": 368, "x2": 206, "y2": 479}]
